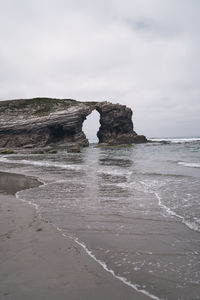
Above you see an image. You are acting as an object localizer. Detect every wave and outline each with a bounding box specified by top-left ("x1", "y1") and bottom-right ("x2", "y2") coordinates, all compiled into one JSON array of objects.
[
  {"x1": 116, "y1": 177, "x2": 200, "y2": 233},
  {"x1": 178, "y1": 162, "x2": 200, "y2": 168},
  {"x1": 0, "y1": 156, "x2": 82, "y2": 171},
  {"x1": 138, "y1": 179, "x2": 200, "y2": 232},
  {"x1": 97, "y1": 168, "x2": 132, "y2": 179},
  {"x1": 150, "y1": 137, "x2": 200, "y2": 144},
  {"x1": 14, "y1": 171, "x2": 163, "y2": 300},
  {"x1": 56, "y1": 229, "x2": 163, "y2": 300},
  {"x1": 155, "y1": 193, "x2": 200, "y2": 232}
]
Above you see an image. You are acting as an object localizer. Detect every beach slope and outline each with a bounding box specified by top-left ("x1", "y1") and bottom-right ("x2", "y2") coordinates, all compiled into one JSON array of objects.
[{"x1": 0, "y1": 172, "x2": 149, "y2": 300}]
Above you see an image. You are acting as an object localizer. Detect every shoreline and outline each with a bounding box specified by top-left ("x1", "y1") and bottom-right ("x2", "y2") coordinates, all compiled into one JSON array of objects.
[
  {"x1": 0, "y1": 171, "x2": 149, "y2": 300},
  {"x1": 0, "y1": 140, "x2": 200, "y2": 300}
]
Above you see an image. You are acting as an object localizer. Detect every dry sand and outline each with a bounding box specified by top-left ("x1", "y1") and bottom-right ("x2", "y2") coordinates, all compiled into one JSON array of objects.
[{"x1": 0, "y1": 172, "x2": 149, "y2": 300}]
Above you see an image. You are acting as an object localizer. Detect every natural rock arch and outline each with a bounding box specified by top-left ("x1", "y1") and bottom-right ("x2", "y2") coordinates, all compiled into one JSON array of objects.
[
  {"x1": 0, "y1": 98, "x2": 147, "y2": 148},
  {"x1": 81, "y1": 102, "x2": 147, "y2": 146}
]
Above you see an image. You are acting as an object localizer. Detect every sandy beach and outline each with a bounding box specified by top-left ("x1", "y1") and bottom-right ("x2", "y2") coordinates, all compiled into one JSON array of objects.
[{"x1": 0, "y1": 172, "x2": 149, "y2": 300}]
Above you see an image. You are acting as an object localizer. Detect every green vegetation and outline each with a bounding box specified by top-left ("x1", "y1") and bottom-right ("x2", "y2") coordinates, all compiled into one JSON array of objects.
[
  {"x1": 0, "y1": 98, "x2": 100, "y2": 119},
  {"x1": 0, "y1": 98, "x2": 79, "y2": 117},
  {"x1": 67, "y1": 146, "x2": 81, "y2": 153},
  {"x1": 85, "y1": 101, "x2": 98, "y2": 106},
  {"x1": 31, "y1": 150, "x2": 45, "y2": 154},
  {"x1": 31, "y1": 149, "x2": 57, "y2": 154},
  {"x1": 0, "y1": 149, "x2": 16, "y2": 154},
  {"x1": 47, "y1": 149, "x2": 57, "y2": 154}
]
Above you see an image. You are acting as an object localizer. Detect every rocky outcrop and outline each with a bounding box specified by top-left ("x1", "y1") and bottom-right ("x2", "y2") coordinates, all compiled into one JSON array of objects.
[
  {"x1": 0, "y1": 98, "x2": 147, "y2": 148},
  {"x1": 96, "y1": 102, "x2": 147, "y2": 145}
]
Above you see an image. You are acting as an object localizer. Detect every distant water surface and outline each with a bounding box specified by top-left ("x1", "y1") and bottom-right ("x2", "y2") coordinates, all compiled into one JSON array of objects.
[{"x1": 0, "y1": 137, "x2": 200, "y2": 300}]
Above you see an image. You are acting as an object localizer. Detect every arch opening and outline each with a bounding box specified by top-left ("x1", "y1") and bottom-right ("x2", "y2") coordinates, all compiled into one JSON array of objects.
[{"x1": 82, "y1": 110, "x2": 100, "y2": 144}]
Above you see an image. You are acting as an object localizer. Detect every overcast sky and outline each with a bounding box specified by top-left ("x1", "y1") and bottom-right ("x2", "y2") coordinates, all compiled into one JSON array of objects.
[{"x1": 0, "y1": 0, "x2": 199, "y2": 138}]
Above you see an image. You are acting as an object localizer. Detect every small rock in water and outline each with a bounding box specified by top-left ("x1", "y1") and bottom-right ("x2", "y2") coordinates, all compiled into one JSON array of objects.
[
  {"x1": 36, "y1": 228, "x2": 43, "y2": 232},
  {"x1": 67, "y1": 145, "x2": 81, "y2": 153}
]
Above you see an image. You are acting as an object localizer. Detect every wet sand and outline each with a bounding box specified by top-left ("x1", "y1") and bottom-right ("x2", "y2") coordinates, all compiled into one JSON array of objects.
[{"x1": 0, "y1": 172, "x2": 149, "y2": 300}]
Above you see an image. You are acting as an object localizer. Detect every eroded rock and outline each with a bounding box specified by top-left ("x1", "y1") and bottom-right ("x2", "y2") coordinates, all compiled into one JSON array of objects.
[{"x1": 0, "y1": 98, "x2": 147, "y2": 148}]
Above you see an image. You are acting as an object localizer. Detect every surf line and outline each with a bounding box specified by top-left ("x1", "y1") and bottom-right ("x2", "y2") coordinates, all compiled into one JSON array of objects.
[
  {"x1": 155, "y1": 192, "x2": 199, "y2": 232},
  {"x1": 12, "y1": 166, "x2": 162, "y2": 300},
  {"x1": 57, "y1": 228, "x2": 163, "y2": 300}
]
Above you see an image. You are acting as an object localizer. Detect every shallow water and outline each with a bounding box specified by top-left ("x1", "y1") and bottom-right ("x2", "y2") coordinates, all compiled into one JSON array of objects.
[{"x1": 0, "y1": 138, "x2": 200, "y2": 300}]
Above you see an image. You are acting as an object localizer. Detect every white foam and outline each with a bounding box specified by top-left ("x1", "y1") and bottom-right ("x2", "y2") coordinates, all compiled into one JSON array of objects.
[
  {"x1": 116, "y1": 179, "x2": 200, "y2": 233},
  {"x1": 15, "y1": 176, "x2": 46, "y2": 213},
  {"x1": 12, "y1": 170, "x2": 50, "y2": 219},
  {"x1": 117, "y1": 179, "x2": 166, "y2": 193},
  {"x1": 184, "y1": 220, "x2": 200, "y2": 232},
  {"x1": 155, "y1": 193, "x2": 200, "y2": 232},
  {"x1": 98, "y1": 168, "x2": 132, "y2": 179},
  {"x1": 178, "y1": 162, "x2": 200, "y2": 168},
  {"x1": 0, "y1": 156, "x2": 82, "y2": 171},
  {"x1": 151, "y1": 137, "x2": 200, "y2": 144},
  {"x1": 155, "y1": 193, "x2": 182, "y2": 219},
  {"x1": 0, "y1": 156, "x2": 7, "y2": 163},
  {"x1": 67, "y1": 236, "x2": 163, "y2": 300},
  {"x1": 54, "y1": 225, "x2": 164, "y2": 299},
  {"x1": 16, "y1": 194, "x2": 40, "y2": 212}
]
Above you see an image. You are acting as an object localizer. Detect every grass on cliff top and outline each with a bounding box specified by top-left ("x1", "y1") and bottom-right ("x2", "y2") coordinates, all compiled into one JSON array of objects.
[
  {"x1": 0, "y1": 98, "x2": 99, "y2": 117},
  {"x1": 84, "y1": 101, "x2": 98, "y2": 106},
  {"x1": 0, "y1": 98, "x2": 80, "y2": 116}
]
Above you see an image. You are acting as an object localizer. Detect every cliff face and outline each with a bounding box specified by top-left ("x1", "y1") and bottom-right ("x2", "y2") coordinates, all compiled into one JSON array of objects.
[
  {"x1": 96, "y1": 102, "x2": 146, "y2": 145},
  {"x1": 0, "y1": 98, "x2": 147, "y2": 148}
]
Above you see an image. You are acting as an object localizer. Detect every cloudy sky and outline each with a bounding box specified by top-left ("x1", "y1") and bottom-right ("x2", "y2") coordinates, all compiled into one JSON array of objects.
[{"x1": 0, "y1": 0, "x2": 199, "y2": 138}]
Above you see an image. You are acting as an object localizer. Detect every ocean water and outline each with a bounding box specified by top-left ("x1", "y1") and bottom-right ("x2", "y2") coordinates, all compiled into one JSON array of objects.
[{"x1": 0, "y1": 138, "x2": 200, "y2": 300}]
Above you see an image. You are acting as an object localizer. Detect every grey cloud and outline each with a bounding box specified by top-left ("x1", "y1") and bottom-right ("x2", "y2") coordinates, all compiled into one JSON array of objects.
[{"x1": 0, "y1": 0, "x2": 199, "y2": 137}]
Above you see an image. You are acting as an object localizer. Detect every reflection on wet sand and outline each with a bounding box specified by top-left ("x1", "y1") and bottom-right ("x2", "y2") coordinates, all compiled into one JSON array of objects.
[{"x1": 0, "y1": 172, "x2": 40, "y2": 195}]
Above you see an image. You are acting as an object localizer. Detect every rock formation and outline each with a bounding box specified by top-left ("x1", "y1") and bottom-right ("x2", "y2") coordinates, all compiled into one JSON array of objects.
[{"x1": 0, "y1": 98, "x2": 147, "y2": 148}]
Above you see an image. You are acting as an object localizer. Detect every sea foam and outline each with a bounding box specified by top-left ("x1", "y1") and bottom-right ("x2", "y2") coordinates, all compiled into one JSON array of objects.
[
  {"x1": 178, "y1": 162, "x2": 200, "y2": 168},
  {"x1": 0, "y1": 156, "x2": 82, "y2": 171}
]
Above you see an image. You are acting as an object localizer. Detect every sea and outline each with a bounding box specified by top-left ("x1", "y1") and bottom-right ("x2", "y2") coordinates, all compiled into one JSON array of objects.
[{"x1": 0, "y1": 137, "x2": 200, "y2": 300}]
